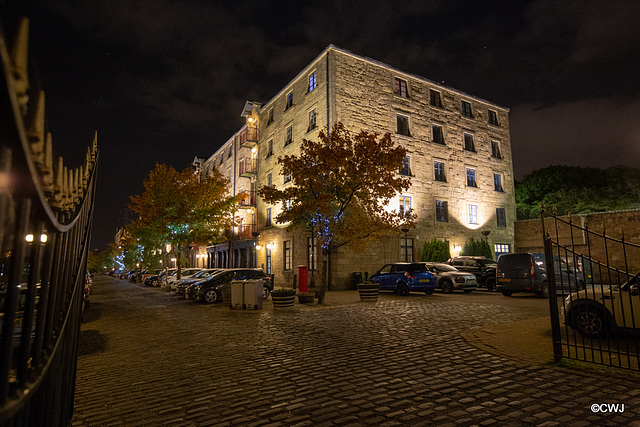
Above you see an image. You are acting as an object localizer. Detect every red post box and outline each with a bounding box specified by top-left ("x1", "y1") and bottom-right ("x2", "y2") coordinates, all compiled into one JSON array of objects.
[{"x1": 298, "y1": 265, "x2": 309, "y2": 293}]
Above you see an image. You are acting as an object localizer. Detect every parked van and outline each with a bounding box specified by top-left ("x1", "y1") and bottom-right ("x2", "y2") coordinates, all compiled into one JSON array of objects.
[{"x1": 496, "y1": 253, "x2": 585, "y2": 298}]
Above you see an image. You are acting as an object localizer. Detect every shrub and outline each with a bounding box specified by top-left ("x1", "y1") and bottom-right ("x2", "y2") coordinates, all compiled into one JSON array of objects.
[{"x1": 420, "y1": 238, "x2": 451, "y2": 262}]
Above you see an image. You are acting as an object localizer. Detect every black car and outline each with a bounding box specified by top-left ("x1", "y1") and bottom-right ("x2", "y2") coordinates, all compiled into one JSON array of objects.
[
  {"x1": 185, "y1": 269, "x2": 273, "y2": 303},
  {"x1": 447, "y1": 256, "x2": 497, "y2": 290},
  {"x1": 174, "y1": 269, "x2": 221, "y2": 297}
]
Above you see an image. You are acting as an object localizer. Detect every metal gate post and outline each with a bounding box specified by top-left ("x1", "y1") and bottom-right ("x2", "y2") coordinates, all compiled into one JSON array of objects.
[{"x1": 541, "y1": 207, "x2": 563, "y2": 363}]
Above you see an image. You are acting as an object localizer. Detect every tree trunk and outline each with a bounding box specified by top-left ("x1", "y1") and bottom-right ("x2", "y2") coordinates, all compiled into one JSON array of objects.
[{"x1": 317, "y1": 247, "x2": 329, "y2": 304}]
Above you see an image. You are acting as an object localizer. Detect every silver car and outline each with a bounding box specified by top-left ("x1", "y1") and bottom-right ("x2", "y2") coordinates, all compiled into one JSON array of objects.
[{"x1": 422, "y1": 262, "x2": 477, "y2": 293}]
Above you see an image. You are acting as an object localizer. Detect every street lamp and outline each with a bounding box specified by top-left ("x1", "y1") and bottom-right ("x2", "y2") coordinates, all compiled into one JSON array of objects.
[{"x1": 401, "y1": 228, "x2": 409, "y2": 262}]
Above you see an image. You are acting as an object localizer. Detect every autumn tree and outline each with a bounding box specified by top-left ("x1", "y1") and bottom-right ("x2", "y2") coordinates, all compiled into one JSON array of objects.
[
  {"x1": 129, "y1": 163, "x2": 243, "y2": 278},
  {"x1": 259, "y1": 122, "x2": 415, "y2": 304}
]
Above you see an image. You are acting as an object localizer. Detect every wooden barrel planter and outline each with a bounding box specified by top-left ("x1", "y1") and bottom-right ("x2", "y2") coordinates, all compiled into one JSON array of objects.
[
  {"x1": 357, "y1": 283, "x2": 379, "y2": 301},
  {"x1": 271, "y1": 290, "x2": 296, "y2": 309},
  {"x1": 297, "y1": 293, "x2": 315, "y2": 304}
]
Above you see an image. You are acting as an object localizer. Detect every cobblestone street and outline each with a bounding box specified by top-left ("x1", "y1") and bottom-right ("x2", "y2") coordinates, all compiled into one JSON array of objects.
[{"x1": 72, "y1": 276, "x2": 640, "y2": 426}]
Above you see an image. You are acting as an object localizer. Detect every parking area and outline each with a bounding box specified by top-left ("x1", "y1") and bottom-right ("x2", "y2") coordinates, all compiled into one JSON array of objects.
[{"x1": 72, "y1": 276, "x2": 640, "y2": 426}]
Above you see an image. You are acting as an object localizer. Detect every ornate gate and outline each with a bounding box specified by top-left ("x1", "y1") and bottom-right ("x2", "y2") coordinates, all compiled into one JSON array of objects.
[
  {"x1": 0, "y1": 18, "x2": 98, "y2": 425},
  {"x1": 542, "y1": 207, "x2": 640, "y2": 371}
]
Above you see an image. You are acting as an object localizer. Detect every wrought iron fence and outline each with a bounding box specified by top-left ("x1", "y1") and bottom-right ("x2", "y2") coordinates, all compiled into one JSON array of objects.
[
  {"x1": 0, "y1": 18, "x2": 98, "y2": 425},
  {"x1": 542, "y1": 206, "x2": 640, "y2": 371}
]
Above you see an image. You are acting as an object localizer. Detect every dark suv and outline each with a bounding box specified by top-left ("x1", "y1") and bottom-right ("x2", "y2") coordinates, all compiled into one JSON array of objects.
[
  {"x1": 368, "y1": 263, "x2": 436, "y2": 295},
  {"x1": 185, "y1": 269, "x2": 273, "y2": 303},
  {"x1": 447, "y1": 256, "x2": 497, "y2": 290}
]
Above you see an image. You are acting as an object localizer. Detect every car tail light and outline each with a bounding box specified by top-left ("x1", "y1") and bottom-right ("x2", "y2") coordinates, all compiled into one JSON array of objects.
[
  {"x1": 530, "y1": 258, "x2": 535, "y2": 277},
  {"x1": 404, "y1": 272, "x2": 414, "y2": 280},
  {"x1": 84, "y1": 279, "x2": 89, "y2": 293}
]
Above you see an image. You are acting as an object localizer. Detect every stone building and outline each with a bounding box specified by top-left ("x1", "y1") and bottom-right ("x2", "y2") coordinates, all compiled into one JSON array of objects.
[{"x1": 199, "y1": 45, "x2": 515, "y2": 289}]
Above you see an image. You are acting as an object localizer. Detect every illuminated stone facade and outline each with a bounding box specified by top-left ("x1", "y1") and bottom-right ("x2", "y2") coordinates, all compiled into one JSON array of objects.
[{"x1": 199, "y1": 45, "x2": 515, "y2": 289}]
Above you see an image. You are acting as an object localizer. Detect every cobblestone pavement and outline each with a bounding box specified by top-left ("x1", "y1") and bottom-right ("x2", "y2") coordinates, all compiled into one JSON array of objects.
[{"x1": 72, "y1": 276, "x2": 640, "y2": 426}]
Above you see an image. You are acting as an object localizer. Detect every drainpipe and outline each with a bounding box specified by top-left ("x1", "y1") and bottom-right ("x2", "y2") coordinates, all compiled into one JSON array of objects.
[{"x1": 326, "y1": 51, "x2": 330, "y2": 136}]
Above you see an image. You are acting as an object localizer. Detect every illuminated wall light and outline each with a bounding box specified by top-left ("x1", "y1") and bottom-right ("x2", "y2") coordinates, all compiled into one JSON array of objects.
[
  {"x1": 247, "y1": 116, "x2": 254, "y2": 123},
  {"x1": 25, "y1": 234, "x2": 34, "y2": 242},
  {"x1": 40, "y1": 234, "x2": 48, "y2": 243},
  {"x1": 255, "y1": 244, "x2": 262, "y2": 251}
]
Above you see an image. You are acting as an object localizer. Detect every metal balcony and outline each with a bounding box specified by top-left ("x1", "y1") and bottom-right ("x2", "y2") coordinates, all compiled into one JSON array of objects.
[
  {"x1": 240, "y1": 126, "x2": 258, "y2": 148},
  {"x1": 238, "y1": 191, "x2": 257, "y2": 208},
  {"x1": 239, "y1": 158, "x2": 257, "y2": 177}
]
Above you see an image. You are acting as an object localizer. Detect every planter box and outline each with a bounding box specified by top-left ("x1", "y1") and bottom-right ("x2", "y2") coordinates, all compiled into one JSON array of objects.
[
  {"x1": 357, "y1": 283, "x2": 379, "y2": 301},
  {"x1": 297, "y1": 294, "x2": 314, "y2": 304}
]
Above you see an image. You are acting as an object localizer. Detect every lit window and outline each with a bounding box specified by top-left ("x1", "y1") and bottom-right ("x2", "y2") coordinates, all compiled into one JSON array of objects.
[
  {"x1": 461, "y1": 100, "x2": 473, "y2": 118},
  {"x1": 308, "y1": 109, "x2": 317, "y2": 131},
  {"x1": 399, "y1": 195, "x2": 412, "y2": 215},
  {"x1": 397, "y1": 114, "x2": 411, "y2": 137},
  {"x1": 434, "y1": 161, "x2": 446, "y2": 182},
  {"x1": 495, "y1": 243, "x2": 510, "y2": 254},
  {"x1": 400, "y1": 156, "x2": 412, "y2": 176},
  {"x1": 466, "y1": 168, "x2": 477, "y2": 187},
  {"x1": 430, "y1": 90, "x2": 443, "y2": 108},
  {"x1": 491, "y1": 140, "x2": 502, "y2": 159},
  {"x1": 468, "y1": 204, "x2": 478, "y2": 225},
  {"x1": 308, "y1": 71, "x2": 317, "y2": 92},
  {"x1": 432, "y1": 124, "x2": 445, "y2": 145},
  {"x1": 494, "y1": 173, "x2": 504, "y2": 192},
  {"x1": 488, "y1": 110, "x2": 499, "y2": 126},
  {"x1": 496, "y1": 208, "x2": 506, "y2": 227},
  {"x1": 284, "y1": 241, "x2": 292, "y2": 270},
  {"x1": 266, "y1": 246, "x2": 272, "y2": 274},
  {"x1": 285, "y1": 125, "x2": 293, "y2": 145},
  {"x1": 464, "y1": 133, "x2": 476, "y2": 152},
  {"x1": 266, "y1": 208, "x2": 272, "y2": 227},
  {"x1": 436, "y1": 200, "x2": 448, "y2": 222},
  {"x1": 394, "y1": 78, "x2": 408, "y2": 98},
  {"x1": 308, "y1": 237, "x2": 317, "y2": 271},
  {"x1": 285, "y1": 91, "x2": 294, "y2": 109}
]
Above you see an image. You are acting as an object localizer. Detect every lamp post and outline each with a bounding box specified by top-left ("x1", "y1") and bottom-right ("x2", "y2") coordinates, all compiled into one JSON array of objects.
[{"x1": 401, "y1": 228, "x2": 409, "y2": 262}]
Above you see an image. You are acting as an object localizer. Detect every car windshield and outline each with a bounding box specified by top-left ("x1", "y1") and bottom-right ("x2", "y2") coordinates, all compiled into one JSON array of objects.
[
  {"x1": 192, "y1": 270, "x2": 212, "y2": 278},
  {"x1": 434, "y1": 264, "x2": 457, "y2": 272}
]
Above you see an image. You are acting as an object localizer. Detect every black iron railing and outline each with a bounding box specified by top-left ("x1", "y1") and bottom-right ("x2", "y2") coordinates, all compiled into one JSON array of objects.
[
  {"x1": 542, "y1": 206, "x2": 640, "y2": 371},
  {"x1": 0, "y1": 18, "x2": 98, "y2": 425}
]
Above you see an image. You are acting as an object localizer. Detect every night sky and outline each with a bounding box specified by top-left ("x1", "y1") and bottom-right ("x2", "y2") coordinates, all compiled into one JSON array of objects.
[{"x1": 2, "y1": 1, "x2": 640, "y2": 250}]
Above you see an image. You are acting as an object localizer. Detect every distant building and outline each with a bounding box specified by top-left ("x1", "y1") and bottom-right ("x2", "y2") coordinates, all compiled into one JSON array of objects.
[{"x1": 197, "y1": 45, "x2": 515, "y2": 289}]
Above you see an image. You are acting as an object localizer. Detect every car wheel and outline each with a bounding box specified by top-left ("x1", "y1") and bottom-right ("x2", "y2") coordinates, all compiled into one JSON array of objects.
[
  {"x1": 424, "y1": 289, "x2": 435, "y2": 295},
  {"x1": 440, "y1": 279, "x2": 454, "y2": 294},
  {"x1": 573, "y1": 306, "x2": 610, "y2": 338},
  {"x1": 463, "y1": 289, "x2": 473, "y2": 294},
  {"x1": 485, "y1": 277, "x2": 497, "y2": 291},
  {"x1": 263, "y1": 286, "x2": 271, "y2": 300},
  {"x1": 537, "y1": 281, "x2": 549, "y2": 298},
  {"x1": 396, "y1": 282, "x2": 410, "y2": 296},
  {"x1": 203, "y1": 289, "x2": 219, "y2": 304},
  {"x1": 577, "y1": 280, "x2": 586, "y2": 291},
  {"x1": 501, "y1": 291, "x2": 513, "y2": 297},
  {"x1": 152, "y1": 278, "x2": 159, "y2": 287}
]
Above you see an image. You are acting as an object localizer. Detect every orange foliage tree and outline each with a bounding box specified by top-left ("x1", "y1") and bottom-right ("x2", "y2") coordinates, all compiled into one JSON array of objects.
[
  {"x1": 259, "y1": 122, "x2": 415, "y2": 303},
  {"x1": 129, "y1": 164, "x2": 243, "y2": 278}
]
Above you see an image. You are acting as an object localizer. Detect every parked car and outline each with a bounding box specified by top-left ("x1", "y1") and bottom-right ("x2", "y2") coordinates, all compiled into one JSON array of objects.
[
  {"x1": 368, "y1": 263, "x2": 436, "y2": 295},
  {"x1": 167, "y1": 268, "x2": 202, "y2": 291},
  {"x1": 174, "y1": 269, "x2": 221, "y2": 297},
  {"x1": 496, "y1": 253, "x2": 585, "y2": 298},
  {"x1": 185, "y1": 269, "x2": 273, "y2": 303},
  {"x1": 422, "y1": 262, "x2": 477, "y2": 293},
  {"x1": 447, "y1": 256, "x2": 497, "y2": 291},
  {"x1": 563, "y1": 272, "x2": 640, "y2": 338}
]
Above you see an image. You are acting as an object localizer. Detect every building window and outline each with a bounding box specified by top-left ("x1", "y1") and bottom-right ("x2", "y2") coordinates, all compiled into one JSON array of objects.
[
  {"x1": 283, "y1": 240, "x2": 292, "y2": 270},
  {"x1": 468, "y1": 204, "x2": 479, "y2": 225},
  {"x1": 488, "y1": 110, "x2": 499, "y2": 126},
  {"x1": 495, "y1": 243, "x2": 510, "y2": 255},
  {"x1": 399, "y1": 195, "x2": 411, "y2": 215},
  {"x1": 267, "y1": 108, "x2": 274, "y2": 125},
  {"x1": 219, "y1": 156, "x2": 223, "y2": 165},
  {"x1": 284, "y1": 171, "x2": 291, "y2": 183},
  {"x1": 434, "y1": 161, "x2": 446, "y2": 182},
  {"x1": 397, "y1": 114, "x2": 411, "y2": 137},
  {"x1": 266, "y1": 246, "x2": 272, "y2": 275},
  {"x1": 400, "y1": 155, "x2": 412, "y2": 176},
  {"x1": 308, "y1": 237, "x2": 317, "y2": 271},
  {"x1": 285, "y1": 125, "x2": 293, "y2": 145},
  {"x1": 228, "y1": 148, "x2": 232, "y2": 158},
  {"x1": 494, "y1": 173, "x2": 504, "y2": 192},
  {"x1": 466, "y1": 168, "x2": 477, "y2": 187},
  {"x1": 394, "y1": 77, "x2": 408, "y2": 98},
  {"x1": 461, "y1": 100, "x2": 473, "y2": 118},
  {"x1": 267, "y1": 173, "x2": 272, "y2": 187},
  {"x1": 308, "y1": 71, "x2": 317, "y2": 92},
  {"x1": 432, "y1": 124, "x2": 445, "y2": 145},
  {"x1": 266, "y1": 208, "x2": 272, "y2": 227},
  {"x1": 308, "y1": 109, "x2": 317, "y2": 131},
  {"x1": 496, "y1": 208, "x2": 506, "y2": 227},
  {"x1": 436, "y1": 200, "x2": 448, "y2": 222},
  {"x1": 491, "y1": 140, "x2": 502, "y2": 159},
  {"x1": 400, "y1": 237, "x2": 414, "y2": 262},
  {"x1": 464, "y1": 133, "x2": 476, "y2": 152},
  {"x1": 285, "y1": 91, "x2": 294, "y2": 110},
  {"x1": 430, "y1": 89, "x2": 443, "y2": 108},
  {"x1": 266, "y1": 139, "x2": 273, "y2": 158}
]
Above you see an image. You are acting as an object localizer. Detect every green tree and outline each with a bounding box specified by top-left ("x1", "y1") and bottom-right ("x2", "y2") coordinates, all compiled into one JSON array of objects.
[
  {"x1": 461, "y1": 238, "x2": 493, "y2": 259},
  {"x1": 129, "y1": 164, "x2": 243, "y2": 279},
  {"x1": 420, "y1": 238, "x2": 451, "y2": 262},
  {"x1": 259, "y1": 122, "x2": 415, "y2": 304}
]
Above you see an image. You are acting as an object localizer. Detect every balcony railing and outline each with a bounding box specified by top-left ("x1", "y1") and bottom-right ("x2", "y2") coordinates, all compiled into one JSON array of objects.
[
  {"x1": 237, "y1": 224, "x2": 257, "y2": 240},
  {"x1": 240, "y1": 126, "x2": 258, "y2": 148},
  {"x1": 239, "y1": 158, "x2": 257, "y2": 177},
  {"x1": 239, "y1": 191, "x2": 256, "y2": 208}
]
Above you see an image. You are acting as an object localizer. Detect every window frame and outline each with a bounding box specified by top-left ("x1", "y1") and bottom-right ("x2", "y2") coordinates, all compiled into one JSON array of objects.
[
  {"x1": 488, "y1": 109, "x2": 499, "y2": 126},
  {"x1": 432, "y1": 124, "x2": 445, "y2": 145},
  {"x1": 285, "y1": 124, "x2": 293, "y2": 146},
  {"x1": 496, "y1": 207, "x2": 507, "y2": 228},
  {"x1": 266, "y1": 208, "x2": 272, "y2": 227},
  {"x1": 394, "y1": 77, "x2": 409, "y2": 98},
  {"x1": 396, "y1": 113, "x2": 411, "y2": 137},
  {"x1": 399, "y1": 195, "x2": 412, "y2": 215},
  {"x1": 307, "y1": 108, "x2": 317, "y2": 132},
  {"x1": 283, "y1": 240, "x2": 292, "y2": 270},
  {"x1": 494, "y1": 173, "x2": 504, "y2": 192},
  {"x1": 436, "y1": 200, "x2": 448, "y2": 222},
  {"x1": 464, "y1": 133, "x2": 476, "y2": 152},
  {"x1": 400, "y1": 155, "x2": 412, "y2": 176},
  {"x1": 308, "y1": 71, "x2": 317, "y2": 93},
  {"x1": 466, "y1": 168, "x2": 477, "y2": 188},
  {"x1": 430, "y1": 89, "x2": 443, "y2": 108},
  {"x1": 461, "y1": 100, "x2": 473, "y2": 118},
  {"x1": 434, "y1": 160, "x2": 447, "y2": 182},
  {"x1": 491, "y1": 140, "x2": 502, "y2": 159},
  {"x1": 468, "y1": 204, "x2": 479, "y2": 225},
  {"x1": 307, "y1": 236, "x2": 317, "y2": 271},
  {"x1": 285, "y1": 91, "x2": 294, "y2": 110},
  {"x1": 266, "y1": 139, "x2": 273, "y2": 158},
  {"x1": 267, "y1": 108, "x2": 274, "y2": 125}
]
